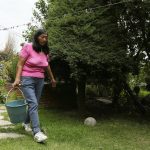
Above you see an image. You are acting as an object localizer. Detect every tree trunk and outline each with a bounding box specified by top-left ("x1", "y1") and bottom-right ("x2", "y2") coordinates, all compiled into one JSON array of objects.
[
  {"x1": 112, "y1": 84, "x2": 122, "y2": 108},
  {"x1": 77, "y1": 77, "x2": 86, "y2": 115},
  {"x1": 123, "y1": 81, "x2": 146, "y2": 114}
]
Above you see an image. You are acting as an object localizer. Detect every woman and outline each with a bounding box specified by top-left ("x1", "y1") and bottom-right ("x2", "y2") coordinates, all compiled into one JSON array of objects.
[{"x1": 12, "y1": 29, "x2": 56, "y2": 143}]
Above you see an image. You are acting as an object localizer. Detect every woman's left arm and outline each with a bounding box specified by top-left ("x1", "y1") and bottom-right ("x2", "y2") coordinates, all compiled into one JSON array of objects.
[{"x1": 46, "y1": 64, "x2": 56, "y2": 87}]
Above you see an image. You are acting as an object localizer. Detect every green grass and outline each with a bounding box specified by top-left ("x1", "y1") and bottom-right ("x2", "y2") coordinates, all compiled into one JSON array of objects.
[{"x1": 1, "y1": 109, "x2": 150, "y2": 150}]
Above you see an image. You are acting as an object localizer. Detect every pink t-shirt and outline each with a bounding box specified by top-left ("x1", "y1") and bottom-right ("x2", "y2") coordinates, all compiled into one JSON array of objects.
[{"x1": 19, "y1": 43, "x2": 49, "y2": 78}]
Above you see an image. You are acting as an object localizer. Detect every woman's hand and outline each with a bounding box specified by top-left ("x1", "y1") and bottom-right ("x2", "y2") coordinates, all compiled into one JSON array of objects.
[
  {"x1": 12, "y1": 79, "x2": 21, "y2": 88},
  {"x1": 51, "y1": 79, "x2": 56, "y2": 87}
]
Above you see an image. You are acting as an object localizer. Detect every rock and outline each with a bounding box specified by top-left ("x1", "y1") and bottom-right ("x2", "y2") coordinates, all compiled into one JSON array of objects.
[
  {"x1": 0, "y1": 116, "x2": 4, "y2": 120},
  {"x1": 0, "y1": 133, "x2": 25, "y2": 139},
  {"x1": 1, "y1": 126, "x2": 15, "y2": 129},
  {"x1": 96, "y1": 98, "x2": 112, "y2": 104},
  {"x1": 0, "y1": 120, "x2": 12, "y2": 126},
  {"x1": 0, "y1": 110, "x2": 7, "y2": 114},
  {"x1": 84, "y1": 117, "x2": 97, "y2": 126}
]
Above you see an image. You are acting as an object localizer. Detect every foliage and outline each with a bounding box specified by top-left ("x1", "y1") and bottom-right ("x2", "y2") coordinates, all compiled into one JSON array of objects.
[
  {"x1": 0, "y1": 79, "x2": 5, "y2": 86},
  {"x1": 0, "y1": 52, "x2": 10, "y2": 61},
  {"x1": 139, "y1": 89, "x2": 150, "y2": 97},
  {"x1": 0, "y1": 61, "x2": 11, "y2": 82},
  {"x1": 23, "y1": 0, "x2": 150, "y2": 111},
  {"x1": 0, "y1": 54, "x2": 19, "y2": 83},
  {"x1": 0, "y1": 31, "x2": 18, "y2": 83},
  {"x1": 25, "y1": 0, "x2": 150, "y2": 80},
  {"x1": 0, "y1": 93, "x2": 6, "y2": 104},
  {"x1": 143, "y1": 62, "x2": 150, "y2": 90},
  {"x1": 128, "y1": 64, "x2": 146, "y2": 89},
  {"x1": 9, "y1": 55, "x2": 19, "y2": 82},
  {"x1": 86, "y1": 83, "x2": 113, "y2": 98},
  {"x1": 86, "y1": 84, "x2": 99, "y2": 98},
  {"x1": 0, "y1": 80, "x2": 7, "y2": 103},
  {"x1": 45, "y1": 1, "x2": 127, "y2": 79},
  {"x1": 122, "y1": 0, "x2": 150, "y2": 62},
  {"x1": 22, "y1": 0, "x2": 49, "y2": 41},
  {"x1": 22, "y1": 25, "x2": 37, "y2": 42}
]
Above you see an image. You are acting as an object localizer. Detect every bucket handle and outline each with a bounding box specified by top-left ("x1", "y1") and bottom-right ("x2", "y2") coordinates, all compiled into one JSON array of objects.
[{"x1": 5, "y1": 87, "x2": 26, "y2": 103}]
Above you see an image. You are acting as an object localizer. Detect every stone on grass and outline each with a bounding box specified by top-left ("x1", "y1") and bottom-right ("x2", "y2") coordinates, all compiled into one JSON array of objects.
[
  {"x1": 84, "y1": 117, "x2": 97, "y2": 126},
  {"x1": 0, "y1": 120, "x2": 12, "y2": 126},
  {"x1": 0, "y1": 116, "x2": 4, "y2": 120},
  {"x1": 1, "y1": 126, "x2": 15, "y2": 129},
  {"x1": 0, "y1": 133, "x2": 25, "y2": 139},
  {"x1": 0, "y1": 110, "x2": 6, "y2": 114}
]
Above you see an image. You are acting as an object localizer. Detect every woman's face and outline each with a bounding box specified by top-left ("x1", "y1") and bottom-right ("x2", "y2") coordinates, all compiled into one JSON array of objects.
[{"x1": 38, "y1": 33, "x2": 48, "y2": 46}]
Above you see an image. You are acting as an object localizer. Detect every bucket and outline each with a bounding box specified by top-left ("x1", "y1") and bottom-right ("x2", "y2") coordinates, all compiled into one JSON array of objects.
[{"x1": 5, "y1": 88, "x2": 27, "y2": 124}]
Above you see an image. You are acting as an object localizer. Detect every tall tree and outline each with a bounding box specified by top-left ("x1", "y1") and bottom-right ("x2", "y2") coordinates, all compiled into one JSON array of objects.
[
  {"x1": 44, "y1": 0, "x2": 130, "y2": 113},
  {"x1": 24, "y1": 0, "x2": 150, "y2": 113}
]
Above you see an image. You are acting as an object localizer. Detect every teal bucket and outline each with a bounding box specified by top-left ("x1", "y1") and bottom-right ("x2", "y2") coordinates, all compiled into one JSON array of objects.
[
  {"x1": 5, "y1": 88, "x2": 27, "y2": 124},
  {"x1": 5, "y1": 99, "x2": 27, "y2": 124}
]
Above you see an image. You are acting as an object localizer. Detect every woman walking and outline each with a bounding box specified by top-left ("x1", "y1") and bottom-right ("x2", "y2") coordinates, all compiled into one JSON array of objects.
[{"x1": 12, "y1": 29, "x2": 56, "y2": 142}]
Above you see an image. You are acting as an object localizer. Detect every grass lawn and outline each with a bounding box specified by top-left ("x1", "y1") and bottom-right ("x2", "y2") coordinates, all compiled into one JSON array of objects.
[{"x1": 0, "y1": 108, "x2": 150, "y2": 150}]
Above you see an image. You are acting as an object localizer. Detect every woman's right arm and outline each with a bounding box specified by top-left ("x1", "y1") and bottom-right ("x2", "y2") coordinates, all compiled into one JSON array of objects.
[{"x1": 12, "y1": 56, "x2": 26, "y2": 88}]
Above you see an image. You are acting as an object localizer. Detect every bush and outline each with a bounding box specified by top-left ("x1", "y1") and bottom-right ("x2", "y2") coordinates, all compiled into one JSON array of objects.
[
  {"x1": 9, "y1": 56, "x2": 18, "y2": 82},
  {"x1": 86, "y1": 84, "x2": 99, "y2": 98},
  {"x1": 0, "y1": 61, "x2": 11, "y2": 82},
  {"x1": 0, "y1": 79, "x2": 5, "y2": 86},
  {"x1": 139, "y1": 89, "x2": 150, "y2": 97},
  {"x1": 0, "y1": 93, "x2": 6, "y2": 104},
  {"x1": 0, "y1": 55, "x2": 18, "y2": 82},
  {"x1": 145, "y1": 77, "x2": 150, "y2": 91}
]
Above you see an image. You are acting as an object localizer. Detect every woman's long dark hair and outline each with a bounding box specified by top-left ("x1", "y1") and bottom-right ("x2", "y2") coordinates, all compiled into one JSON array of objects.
[{"x1": 32, "y1": 29, "x2": 49, "y2": 55}]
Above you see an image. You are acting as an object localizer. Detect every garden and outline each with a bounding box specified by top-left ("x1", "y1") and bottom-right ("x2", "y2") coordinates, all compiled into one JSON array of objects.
[{"x1": 0, "y1": 0, "x2": 150, "y2": 149}]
